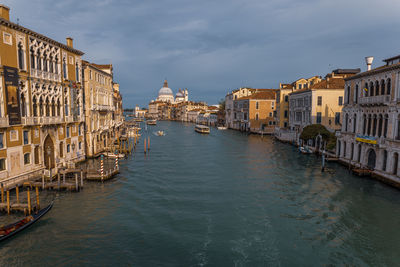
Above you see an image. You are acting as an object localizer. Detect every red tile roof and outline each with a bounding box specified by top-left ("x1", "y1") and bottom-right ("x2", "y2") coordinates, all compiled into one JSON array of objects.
[{"x1": 238, "y1": 91, "x2": 276, "y2": 100}]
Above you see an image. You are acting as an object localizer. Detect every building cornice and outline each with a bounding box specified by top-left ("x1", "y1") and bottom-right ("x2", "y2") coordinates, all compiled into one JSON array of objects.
[
  {"x1": 345, "y1": 64, "x2": 400, "y2": 81},
  {"x1": 0, "y1": 18, "x2": 84, "y2": 56}
]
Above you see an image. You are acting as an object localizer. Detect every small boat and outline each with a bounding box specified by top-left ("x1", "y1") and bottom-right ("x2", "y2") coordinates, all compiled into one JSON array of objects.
[
  {"x1": 299, "y1": 146, "x2": 312, "y2": 154},
  {"x1": 217, "y1": 126, "x2": 227, "y2": 130},
  {"x1": 146, "y1": 119, "x2": 157, "y2": 125},
  {"x1": 0, "y1": 202, "x2": 53, "y2": 242},
  {"x1": 195, "y1": 125, "x2": 210, "y2": 134},
  {"x1": 102, "y1": 152, "x2": 125, "y2": 158},
  {"x1": 157, "y1": 130, "x2": 165, "y2": 136}
]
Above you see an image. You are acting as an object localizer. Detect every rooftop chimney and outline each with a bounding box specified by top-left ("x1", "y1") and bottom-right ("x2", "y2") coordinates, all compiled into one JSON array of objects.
[
  {"x1": 0, "y1": 4, "x2": 10, "y2": 21},
  {"x1": 365, "y1": 56, "x2": 374, "y2": 71},
  {"x1": 66, "y1": 37, "x2": 73, "y2": 48}
]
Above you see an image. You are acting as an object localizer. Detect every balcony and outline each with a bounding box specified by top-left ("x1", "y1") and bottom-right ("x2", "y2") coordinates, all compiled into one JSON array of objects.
[
  {"x1": 92, "y1": 104, "x2": 115, "y2": 112},
  {"x1": 30, "y1": 68, "x2": 61, "y2": 82},
  {"x1": 42, "y1": 117, "x2": 64, "y2": 125},
  {"x1": 21, "y1": 117, "x2": 35, "y2": 125},
  {"x1": 359, "y1": 95, "x2": 390, "y2": 106}
]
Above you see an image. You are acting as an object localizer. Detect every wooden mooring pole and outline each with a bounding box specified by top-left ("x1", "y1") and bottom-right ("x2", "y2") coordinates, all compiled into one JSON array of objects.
[
  {"x1": 42, "y1": 173, "x2": 45, "y2": 190},
  {"x1": 148, "y1": 137, "x2": 150, "y2": 151},
  {"x1": 35, "y1": 186, "x2": 40, "y2": 210},
  {"x1": 27, "y1": 188, "x2": 31, "y2": 215},
  {"x1": 144, "y1": 138, "x2": 147, "y2": 154},
  {"x1": 16, "y1": 185, "x2": 19, "y2": 204},
  {"x1": 1, "y1": 183, "x2": 4, "y2": 203},
  {"x1": 80, "y1": 170, "x2": 84, "y2": 188},
  {"x1": 6, "y1": 190, "x2": 10, "y2": 215},
  {"x1": 75, "y1": 173, "x2": 79, "y2": 191},
  {"x1": 58, "y1": 173, "x2": 61, "y2": 190}
]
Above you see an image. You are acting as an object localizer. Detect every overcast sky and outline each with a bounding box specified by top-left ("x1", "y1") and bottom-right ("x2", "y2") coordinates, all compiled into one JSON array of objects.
[{"x1": 3, "y1": 0, "x2": 400, "y2": 107}]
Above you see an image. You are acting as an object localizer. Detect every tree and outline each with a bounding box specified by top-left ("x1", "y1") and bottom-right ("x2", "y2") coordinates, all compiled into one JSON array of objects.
[{"x1": 300, "y1": 124, "x2": 337, "y2": 151}]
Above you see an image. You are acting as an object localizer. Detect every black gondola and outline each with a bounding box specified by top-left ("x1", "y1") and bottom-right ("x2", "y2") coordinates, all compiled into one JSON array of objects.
[{"x1": 0, "y1": 202, "x2": 53, "y2": 242}]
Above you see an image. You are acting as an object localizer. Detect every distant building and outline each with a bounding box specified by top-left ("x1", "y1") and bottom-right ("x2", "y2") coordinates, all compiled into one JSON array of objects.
[
  {"x1": 288, "y1": 69, "x2": 360, "y2": 145},
  {"x1": 134, "y1": 106, "x2": 147, "y2": 118},
  {"x1": 233, "y1": 90, "x2": 277, "y2": 133},
  {"x1": 225, "y1": 88, "x2": 275, "y2": 129}
]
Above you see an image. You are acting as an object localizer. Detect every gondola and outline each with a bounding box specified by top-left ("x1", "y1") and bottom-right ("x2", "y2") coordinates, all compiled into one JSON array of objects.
[{"x1": 0, "y1": 202, "x2": 53, "y2": 242}]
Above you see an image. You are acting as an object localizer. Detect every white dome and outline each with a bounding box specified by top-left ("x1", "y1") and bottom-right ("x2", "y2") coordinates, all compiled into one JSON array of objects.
[
  {"x1": 159, "y1": 87, "x2": 173, "y2": 96},
  {"x1": 158, "y1": 79, "x2": 173, "y2": 97}
]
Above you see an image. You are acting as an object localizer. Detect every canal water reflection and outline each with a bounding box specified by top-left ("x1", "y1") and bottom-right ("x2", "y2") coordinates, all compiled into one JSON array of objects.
[{"x1": 1, "y1": 120, "x2": 400, "y2": 266}]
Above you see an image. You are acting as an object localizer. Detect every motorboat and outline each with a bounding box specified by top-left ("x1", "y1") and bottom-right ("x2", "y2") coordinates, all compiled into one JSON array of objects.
[
  {"x1": 217, "y1": 126, "x2": 227, "y2": 130},
  {"x1": 157, "y1": 130, "x2": 165, "y2": 136},
  {"x1": 195, "y1": 125, "x2": 210, "y2": 134},
  {"x1": 299, "y1": 146, "x2": 312, "y2": 154},
  {"x1": 146, "y1": 119, "x2": 157, "y2": 125}
]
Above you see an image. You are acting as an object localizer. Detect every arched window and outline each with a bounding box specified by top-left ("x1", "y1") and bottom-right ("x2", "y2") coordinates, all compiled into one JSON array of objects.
[
  {"x1": 51, "y1": 98, "x2": 55, "y2": 116},
  {"x1": 357, "y1": 144, "x2": 362, "y2": 162},
  {"x1": 345, "y1": 113, "x2": 349, "y2": 132},
  {"x1": 355, "y1": 85, "x2": 359, "y2": 103},
  {"x1": 350, "y1": 143, "x2": 354, "y2": 160},
  {"x1": 384, "y1": 114, "x2": 388, "y2": 137},
  {"x1": 346, "y1": 86, "x2": 350, "y2": 104},
  {"x1": 64, "y1": 97, "x2": 69, "y2": 116},
  {"x1": 370, "y1": 82, "x2": 374, "y2": 97},
  {"x1": 364, "y1": 83, "x2": 368, "y2": 97},
  {"x1": 49, "y1": 55, "x2": 53, "y2": 73},
  {"x1": 378, "y1": 114, "x2": 383, "y2": 137},
  {"x1": 393, "y1": 153, "x2": 399, "y2": 176},
  {"x1": 372, "y1": 114, "x2": 377, "y2": 136},
  {"x1": 37, "y1": 54, "x2": 42, "y2": 70},
  {"x1": 18, "y1": 43, "x2": 24, "y2": 70},
  {"x1": 387, "y1": 78, "x2": 391, "y2": 95},
  {"x1": 55, "y1": 57, "x2": 58, "y2": 74},
  {"x1": 363, "y1": 114, "x2": 367, "y2": 135},
  {"x1": 375, "y1": 81, "x2": 379, "y2": 96},
  {"x1": 75, "y1": 63, "x2": 79, "y2": 81},
  {"x1": 33, "y1": 96, "x2": 37, "y2": 117},
  {"x1": 63, "y1": 58, "x2": 67, "y2": 79},
  {"x1": 39, "y1": 97, "x2": 43, "y2": 116},
  {"x1": 381, "y1": 79, "x2": 385, "y2": 95},
  {"x1": 45, "y1": 98, "x2": 50, "y2": 116},
  {"x1": 343, "y1": 141, "x2": 347, "y2": 158},
  {"x1": 57, "y1": 99, "x2": 60, "y2": 116},
  {"x1": 21, "y1": 93, "x2": 26, "y2": 117},
  {"x1": 382, "y1": 150, "x2": 387, "y2": 171},
  {"x1": 30, "y1": 48, "x2": 35, "y2": 69},
  {"x1": 397, "y1": 115, "x2": 400, "y2": 140},
  {"x1": 353, "y1": 114, "x2": 357, "y2": 133},
  {"x1": 43, "y1": 52, "x2": 48, "y2": 72},
  {"x1": 367, "y1": 114, "x2": 372, "y2": 135}
]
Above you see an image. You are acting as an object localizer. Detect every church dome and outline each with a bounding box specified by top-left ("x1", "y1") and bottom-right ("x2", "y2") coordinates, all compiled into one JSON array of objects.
[{"x1": 158, "y1": 80, "x2": 173, "y2": 96}]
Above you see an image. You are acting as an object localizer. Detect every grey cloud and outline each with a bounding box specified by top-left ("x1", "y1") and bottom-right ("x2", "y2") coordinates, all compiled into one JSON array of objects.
[{"x1": 3, "y1": 0, "x2": 400, "y2": 106}]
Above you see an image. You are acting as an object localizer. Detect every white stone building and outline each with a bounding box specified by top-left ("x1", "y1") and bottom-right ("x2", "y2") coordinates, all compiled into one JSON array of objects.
[{"x1": 338, "y1": 55, "x2": 400, "y2": 184}]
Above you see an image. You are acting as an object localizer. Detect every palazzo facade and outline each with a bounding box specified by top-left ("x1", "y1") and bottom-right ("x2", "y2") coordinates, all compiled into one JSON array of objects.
[
  {"x1": 338, "y1": 55, "x2": 400, "y2": 183},
  {"x1": 0, "y1": 5, "x2": 85, "y2": 184}
]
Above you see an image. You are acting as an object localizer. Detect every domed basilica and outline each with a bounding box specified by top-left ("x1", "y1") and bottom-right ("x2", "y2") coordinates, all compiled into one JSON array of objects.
[{"x1": 156, "y1": 80, "x2": 188, "y2": 104}]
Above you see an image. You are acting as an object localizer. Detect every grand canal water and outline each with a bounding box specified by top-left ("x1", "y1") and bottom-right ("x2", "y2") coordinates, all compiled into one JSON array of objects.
[{"x1": 1, "y1": 120, "x2": 400, "y2": 266}]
